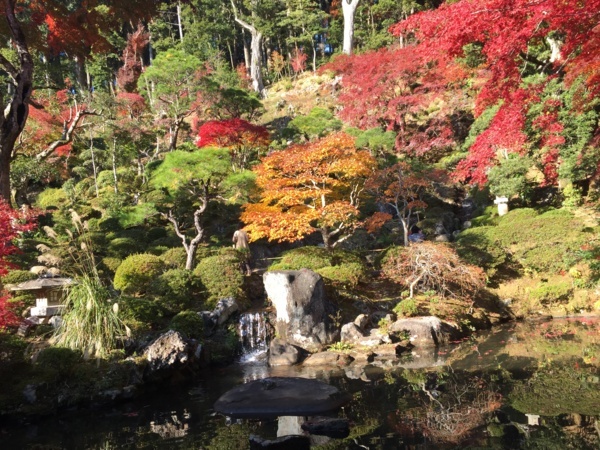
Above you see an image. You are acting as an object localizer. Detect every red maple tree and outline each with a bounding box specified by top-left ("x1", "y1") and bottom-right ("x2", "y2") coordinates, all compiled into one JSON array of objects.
[
  {"x1": 0, "y1": 200, "x2": 37, "y2": 329},
  {"x1": 195, "y1": 118, "x2": 270, "y2": 171},
  {"x1": 390, "y1": 0, "x2": 600, "y2": 184}
]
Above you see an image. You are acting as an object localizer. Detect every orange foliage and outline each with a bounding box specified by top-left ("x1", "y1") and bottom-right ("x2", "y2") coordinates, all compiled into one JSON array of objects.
[{"x1": 242, "y1": 132, "x2": 376, "y2": 247}]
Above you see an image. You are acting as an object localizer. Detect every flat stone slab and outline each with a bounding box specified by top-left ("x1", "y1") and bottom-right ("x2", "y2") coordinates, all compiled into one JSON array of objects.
[{"x1": 214, "y1": 377, "x2": 351, "y2": 419}]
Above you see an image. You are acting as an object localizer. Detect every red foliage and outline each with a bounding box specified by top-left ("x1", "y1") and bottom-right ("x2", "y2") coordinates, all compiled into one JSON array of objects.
[
  {"x1": 196, "y1": 119, "x2": 269, "y2": 149},
  {"x1": 291, "y1": 49, "x2": 308, "y2": 74},
  {"x1": 322, "y1": 48, "x2": 470, "y2": 159},
  {"x1": 454, "y1": 89, "x2": 532, "y2": 184},
  {"x1": 117, "y1": 24, "x2": 150, "y2": 93},
  {"x1": 116, "y1": 93, "x2": 147, "y2": 119},
  {"x1": 196, "y1": 119, "x2": 270, "y2": 171},
  {"x1": 391, "y1": 0, "x2": 600, "y2": 112},
  {"x1": 0, "y1": 200, "x2": 37, "y2": 277}
]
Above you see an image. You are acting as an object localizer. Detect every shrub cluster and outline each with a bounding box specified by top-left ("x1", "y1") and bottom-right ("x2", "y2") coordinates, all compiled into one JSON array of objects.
[
  {"x1": 193, "y1": 248, "x2": 245, "y2": 308},
  {"x1": 114, "y1": 253, "x2": 166, "y2": 295}
]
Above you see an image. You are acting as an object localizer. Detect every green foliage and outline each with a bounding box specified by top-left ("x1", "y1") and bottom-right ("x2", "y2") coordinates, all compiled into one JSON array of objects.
[
  {"x1": 0, "y1": 269, "x2": 37, "y2": 286},
  {"x1": 107, "y1": 237, "x2": 144, "y2": 259},
  {"x1": 120, "y1": 296, "x2": 165, "y2": 328},
  {"x1": 529, "y1": 281, "x2": 573, "y2": 304},
  {"x1": 287, "y1": 107, "x2": 342, "y2": 140},
  {"x1": 510, "y1": 363, "x2": 600, "y2": 416},
  {"x1": 347, "y1": 127, "x2": 397, "y2": 159},
  {"x1": 487, "y1": 155, "x2": 535, "y2": 200},
  {"x1": 100, "y1": 257, "x2": 122, "y2": 273},
  {"x1": 394, "y1": 298, "x2": 419, "y2": 317},
  {"x1": 318, "y1": 263, "x2": 365, "y2": 289},
  {"x1": 328, "y1": 341, "x2": 354, "y2": 351},
  {"x1": 0, "y1": 332, "x2": 27, "y2": 365},
  {"x1": 271, "y1": 246, "x2": 334, "y2": 271},
  {"x1": 159, "y1": 247, "x2": 188, "y2": 269},
  {"x1": 35, "y1": 347, "x2": 82, "y2": 377},
  {"x1": 270, "y1": 246, "x2": 366, "y2": 288},
  {"x1": 149, "y1": 268, "x2": 196, "y2": 313},
  {"x1": 168, "y1": 310, "x2": 204, "y2": 340},
  {"x1": 113, "y1": 253, "x2": 166, "y2": 295},
  {"x1": 149, "y1": 148, "x2": 231, "y2": 194},
  {"x1": 193, "y1": 248, "x2": 245, "y2": 308},
  {"x1": 457, "y1": 208, "x2": 598, "y2": 277},
  {"x1": 36, "y1": 188, "x2": 68, "y2": 210}
]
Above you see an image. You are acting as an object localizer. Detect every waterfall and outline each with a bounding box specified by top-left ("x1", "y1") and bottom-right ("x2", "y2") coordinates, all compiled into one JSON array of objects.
[{"x1": 238, "y1": 312, "x2": 269, "y2": 363}]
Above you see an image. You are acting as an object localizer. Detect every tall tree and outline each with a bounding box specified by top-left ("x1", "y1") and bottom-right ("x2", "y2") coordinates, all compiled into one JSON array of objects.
[
  {"x1": 0, "y1": 0, "x2": 161, "y2": 203},
  {"x1": 341, "y1": 0, "x2": 360, "y2": 55}
]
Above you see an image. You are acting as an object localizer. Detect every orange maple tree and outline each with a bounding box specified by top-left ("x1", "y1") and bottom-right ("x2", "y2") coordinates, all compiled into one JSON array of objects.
[{"x1": 241, "y1": 132, "x2": 376, "y2": 248}]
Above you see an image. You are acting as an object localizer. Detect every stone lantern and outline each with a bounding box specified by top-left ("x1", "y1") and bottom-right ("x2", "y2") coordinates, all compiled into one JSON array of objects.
[{"x1": 494, "y1": 196, "x2": 509, "y2": 216}]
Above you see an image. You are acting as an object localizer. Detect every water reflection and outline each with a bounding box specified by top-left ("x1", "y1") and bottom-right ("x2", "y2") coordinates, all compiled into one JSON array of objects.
[{"x1": 2, "y1": 318, "x2": 598, "y2": 449}]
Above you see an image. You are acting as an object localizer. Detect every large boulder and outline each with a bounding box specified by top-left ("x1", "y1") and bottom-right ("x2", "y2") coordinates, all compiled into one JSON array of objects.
[
  {"x1": 388, "y1": 316, "x2": 461, "y2": 347},
  {"x1": 143, "y1": 330, "x2": 199, "y2": 374},
  {"x1": 269, "y1": 338, "x2": 303, "y2": 366},
  {"x1": 263, "y1": 270, "x2": 338, "y2": 352}
]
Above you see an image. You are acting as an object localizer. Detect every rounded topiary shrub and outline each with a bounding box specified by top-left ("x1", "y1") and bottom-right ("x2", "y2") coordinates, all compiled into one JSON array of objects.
[
  {"x1": 159, "y1": 247, "x2": 188, "y2": 269},
  {"x1": 108, "y1": 237, "x2": 144, "y2": 259},
  {"x1": 97, "y1": 217, "x2": 123, "y2": 233},
  {"x1": 318, "y1": 262, "x2": 365, "y2": 288},
  {"x1": 35, "y1": 347, "x2": 82, "y2": 377},
  {"x1": 169, "y1": 310, "x2": 204, "y2": 340},
  {"x1": 36, "y1": 187, "x2": 68, "y2": 210},
  {"x1": 270, "y1": 246, "x2": 334, "y2": 271},
  {"x1": 114, "y1": 253, "x2": 166, "y2": 295},
  {"x1": 193, "y1": 248, "x2": 245, "y2": 308},
  {"x1": 149, "y1": 268, "x2": 196, "y2": 312},
  {"x1": 120, "y1": 296, "x2": 166, "y2": 329}
]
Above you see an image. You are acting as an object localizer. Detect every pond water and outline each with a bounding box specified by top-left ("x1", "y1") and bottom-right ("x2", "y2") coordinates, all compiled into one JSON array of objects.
[{"x1": 2, "y1": 317, "x2": 599, "y2": 449}]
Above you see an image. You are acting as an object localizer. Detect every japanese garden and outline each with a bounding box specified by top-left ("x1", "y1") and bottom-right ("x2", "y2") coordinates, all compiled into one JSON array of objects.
[{"x1": 0, "y1": 1, "x2": 599, "y2": 448}]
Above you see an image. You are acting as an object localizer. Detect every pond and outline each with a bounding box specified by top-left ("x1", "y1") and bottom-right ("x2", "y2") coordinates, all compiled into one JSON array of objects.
[{"x1": 2, "y1": 317, "x2": 599, "y2": 449}]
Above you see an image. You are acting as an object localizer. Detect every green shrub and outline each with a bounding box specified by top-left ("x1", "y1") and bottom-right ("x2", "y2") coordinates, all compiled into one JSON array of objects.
[
  {"x1": 193, "y1": 248, "x2": 245, "y2": 308},
  {"x1": 159, "y1": 247, "x2": 188, "y2": 269},
  {"x1": 287, "y1": 107, "x2": 342, "y2": 139},
  {"x1": 36, "y1": 188, "x2": 68, "y2": 209},
  {"x1": 1, "y1": 270, "x2": 37, "y2": 286},
  {"x1": 169, "y1": 310, "x2": 204, "y2": 340},
  {"x1": 271, "y1": 246, "x2": 366, "y2": 289},
  {"x1": 147, "y1": 227, "x2": 168, "y2": 242},
  {"x1": 101, "y1": 257, "x2": 123, "y2": 273},
  {"x1": 394, "y1": 299, "x2": 419, "y2": 317},
  {"x1": 97, "y1": 217, "x2": 122, "y2": 232},
  {"x1": 529, "y1": 281, "x2": 573, "y2": 304},
  {"x1": 270, "y1": 246, "x2": 337, "y2": 271},
  {"x1": 108, "y1": 237, "x2": 143, "y2": 259},
  {"x1": 149, "y1": 268, "x2": 196, "y2": 312},
  {"x1": 318, "y1": 262, "x2": 365, "y2": 288},
  {"x1": 456, "y1": 208, "x2": 597, "y2": 277},
  {"x1": 0, "y1": 332, "x2": 27, "y2": 364},
  {"x1": 35, "y1": 347, "x2": 82, "y2": 377},
  {"x1": 120, "y1": 296, "x2": 165, "y2": 325},
  {"x1": 114, "y1": 253, "x2": 166, "y2": 295}
]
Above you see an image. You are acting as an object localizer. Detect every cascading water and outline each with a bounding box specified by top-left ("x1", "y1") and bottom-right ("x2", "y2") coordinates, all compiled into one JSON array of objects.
[{"x1": 237, "y1": 311, "x2": 269, "y2": 364}]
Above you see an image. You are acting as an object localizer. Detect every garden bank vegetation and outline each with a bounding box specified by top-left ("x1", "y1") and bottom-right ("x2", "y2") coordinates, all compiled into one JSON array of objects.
[{"x1": 0, "y1": 0, "x2": 599, "y2": 416}]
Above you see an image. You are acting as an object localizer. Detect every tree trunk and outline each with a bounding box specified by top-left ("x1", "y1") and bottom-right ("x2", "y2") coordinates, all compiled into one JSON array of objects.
[
  {"x1": 0, "y1": 0, "x2": 35, "y2": 203},
  {"x1": 177, "y1": 1, "x2": 184, "y2": 43},
  {"x1": 231, "y1": 2, "x2": 266, "y2": 97},
  {"x1": 342, "y1": 0, "x2": 360, "y2": 55}
]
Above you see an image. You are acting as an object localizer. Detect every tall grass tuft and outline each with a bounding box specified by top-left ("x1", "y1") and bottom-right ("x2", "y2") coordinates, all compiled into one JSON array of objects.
[
  {"x1": 50, "y1": 210, "x2": 129, "y2": 359},
  {"x1": 53, "y1": 274, "x2": 129, "y2": 359}
]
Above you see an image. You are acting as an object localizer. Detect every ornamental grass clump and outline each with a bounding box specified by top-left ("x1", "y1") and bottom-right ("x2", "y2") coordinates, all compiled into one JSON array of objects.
[{"x1": 53, "y1": 274, "x2": 130, "y2": 359}]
